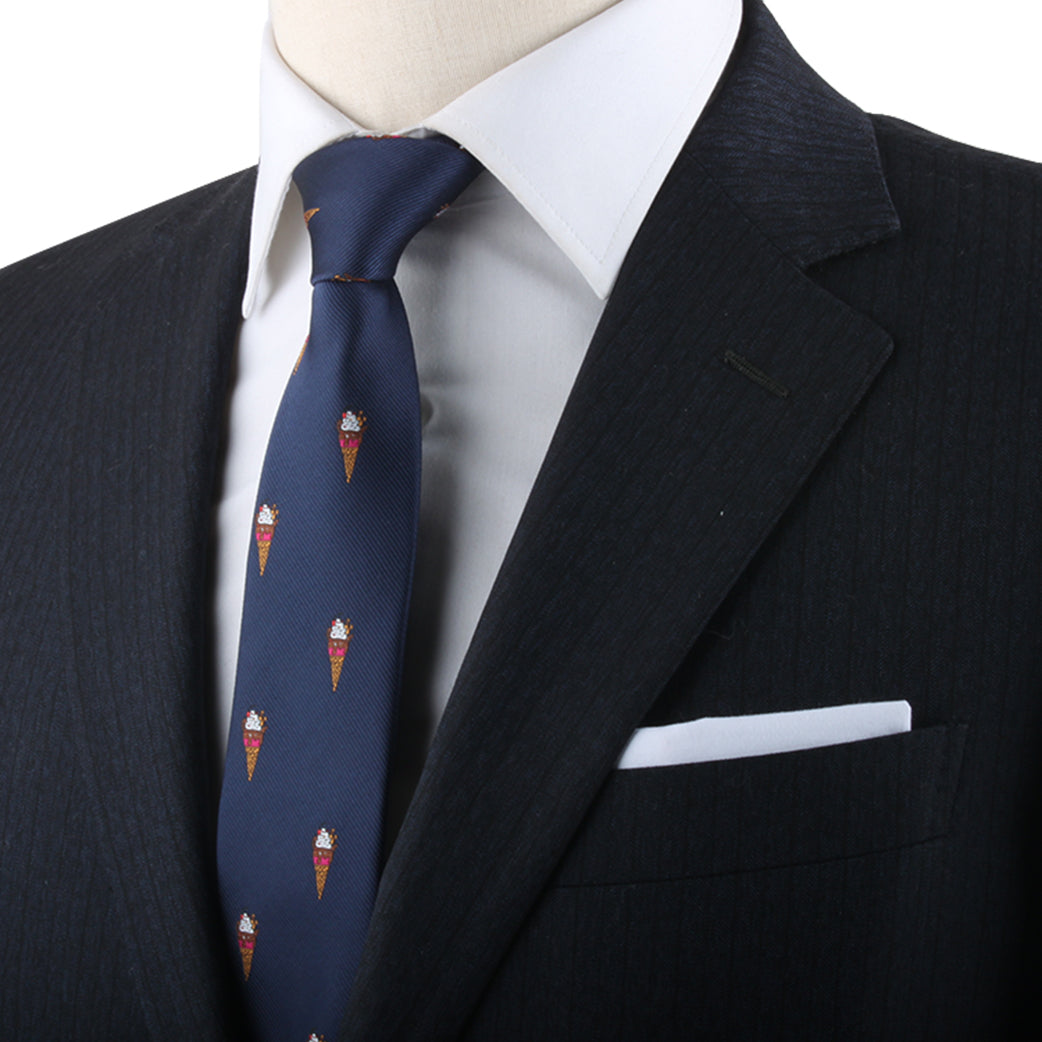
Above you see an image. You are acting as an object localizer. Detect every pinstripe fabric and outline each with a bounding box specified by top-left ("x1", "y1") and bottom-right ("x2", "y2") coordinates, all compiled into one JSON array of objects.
[
  {"x1": 0, "y1": 170, "x2": 255, "y2": 1040},
  {"x1": 457, "y1": 114, "x2": 1042, "y2": 1041}
]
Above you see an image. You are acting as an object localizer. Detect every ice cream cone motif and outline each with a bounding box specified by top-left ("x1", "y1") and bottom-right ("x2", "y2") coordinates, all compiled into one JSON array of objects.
[
  {"x1": 312, "y1": 827, "x2": 338, "y2": 899},
  {"x1": 254, "y1": 504, "x2": 279, "y2": 576},
  {"x1": 337, "y1": 410, "x2": 368, "y2": 483},
  {"x1": 237, "y1": 912, "x2": 258, "y2": 980},
  {"x1": 327, "y1": 618, "x2": 353, "y2": 692},
  {"x1": 242, "y1": 709, "x2": 267, "y2": 781}
]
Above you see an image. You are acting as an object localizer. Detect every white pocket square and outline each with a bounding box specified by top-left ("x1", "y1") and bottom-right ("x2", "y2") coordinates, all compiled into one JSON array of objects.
[{"x1": 616, "y1": 700, "x2": 912, "y2": 769}]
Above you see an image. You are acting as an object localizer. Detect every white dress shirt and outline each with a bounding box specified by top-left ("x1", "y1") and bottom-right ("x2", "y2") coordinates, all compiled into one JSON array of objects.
[{"x1": 213, "y1": 0, "x2": 741, "y2": 803}]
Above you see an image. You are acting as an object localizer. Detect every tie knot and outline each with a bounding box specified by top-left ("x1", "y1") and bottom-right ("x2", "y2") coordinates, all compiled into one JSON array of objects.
[{"x1": 293, "y1": 135, "x2": 481, "y2": 283}]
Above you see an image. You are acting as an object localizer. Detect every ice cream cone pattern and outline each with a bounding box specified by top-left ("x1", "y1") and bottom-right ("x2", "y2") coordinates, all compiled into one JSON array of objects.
[
  {"x1": 337, "y1": 410, "x2": 368, "y2": 483},
  {"x1": 312, "y1": 827, "x2": 338, "y2": 899},
  {"x1": 254, "y1": 504, "x2": 278, "y2": 576},
  {"x1": 327, "y1": 618, "x2": 353, "y2": 692},
  {"x1": 242, "y1": 709, "x2": 267, "y2": 781},
  {"x1": 237, "y1": 912, "x2": 258, "y2": 980}
]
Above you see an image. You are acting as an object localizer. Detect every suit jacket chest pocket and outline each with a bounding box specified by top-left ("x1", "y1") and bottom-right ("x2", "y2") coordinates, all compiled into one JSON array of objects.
[{"x1": 551, "y1": 723, "x2": 966, "y2": 887}]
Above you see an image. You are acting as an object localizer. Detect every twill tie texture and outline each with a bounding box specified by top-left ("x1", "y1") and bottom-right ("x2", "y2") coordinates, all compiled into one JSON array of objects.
[{"x1": 216, "y1": 134, "x2": 481, "y2": 1042}]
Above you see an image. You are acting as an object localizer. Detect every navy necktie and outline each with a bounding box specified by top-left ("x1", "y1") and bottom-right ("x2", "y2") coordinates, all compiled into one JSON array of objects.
[{"x1": 216, "y1": 135, "x2": 481, "y2": 1042}]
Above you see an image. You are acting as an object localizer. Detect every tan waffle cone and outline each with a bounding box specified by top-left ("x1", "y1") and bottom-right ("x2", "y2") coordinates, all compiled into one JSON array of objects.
[
  {"x1": 257, "y1": 540, "x2": 271, "y2": 576},
  {"x1": 340, "y1": 442, "x2": 361, "y2": 483},
  {"x1": 245, "y1": 744, "x2": 260, "y2": 781},
  {"x1": 329, "y1": 654, "x2": 344, "y2": 692},
  {"x1": 239, "y1": 943, "x2": 254, "y2": 981},
  {"x1": 315, "y1": 863, "x2": 330, "y2": 900}
]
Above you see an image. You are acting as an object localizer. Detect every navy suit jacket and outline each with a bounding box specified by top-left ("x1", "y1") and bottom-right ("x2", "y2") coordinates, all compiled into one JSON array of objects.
[{"x1": 2, "y1": 3, "x2": 1041, "y2": 1038}]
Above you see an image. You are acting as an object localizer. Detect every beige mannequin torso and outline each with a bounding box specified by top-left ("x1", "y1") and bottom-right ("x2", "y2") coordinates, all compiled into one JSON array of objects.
[{"x1": 270, "y1": 0, "x2": 622, "y2": 133}]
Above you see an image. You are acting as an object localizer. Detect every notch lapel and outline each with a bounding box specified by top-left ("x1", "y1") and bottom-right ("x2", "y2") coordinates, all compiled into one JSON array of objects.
[{"x1": 344, "y1": 2, "x2": 901, "y2": 1039}]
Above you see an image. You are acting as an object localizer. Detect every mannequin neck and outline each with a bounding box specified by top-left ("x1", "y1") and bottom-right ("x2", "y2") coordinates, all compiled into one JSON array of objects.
[{"x1": 270, "y1": 0, "x2": 622, "y2": 133}]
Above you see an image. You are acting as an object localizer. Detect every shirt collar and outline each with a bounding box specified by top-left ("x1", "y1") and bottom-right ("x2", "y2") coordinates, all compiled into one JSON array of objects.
[{"x1": 243, "y1": 0, "x2": 741, "y2": 318}]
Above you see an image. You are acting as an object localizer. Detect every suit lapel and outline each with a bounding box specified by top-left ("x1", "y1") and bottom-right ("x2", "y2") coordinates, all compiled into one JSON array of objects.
[
  {"x1": 59, "y1": 171, "x2": 255, "y2": 1037},
  {"x1": 344, "y1": 2, "x2": 900, "y2": 1039}
]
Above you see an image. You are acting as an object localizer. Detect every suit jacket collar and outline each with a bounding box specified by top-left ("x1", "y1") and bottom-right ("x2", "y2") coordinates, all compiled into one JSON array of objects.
[
  {"x1": 691, "y1": 0, "x2": 899, "y2": 268},
  {"x1": 341, "y1": 1, "x2": 899, "y2": 1038}
]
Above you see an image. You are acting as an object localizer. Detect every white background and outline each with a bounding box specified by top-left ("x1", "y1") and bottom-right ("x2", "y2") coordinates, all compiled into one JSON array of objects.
[{"x1": 1, "y1": 0, "x2": 1040, "y2": 269}]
